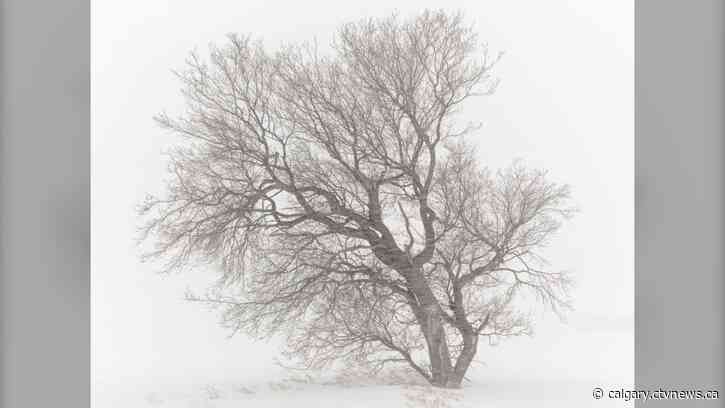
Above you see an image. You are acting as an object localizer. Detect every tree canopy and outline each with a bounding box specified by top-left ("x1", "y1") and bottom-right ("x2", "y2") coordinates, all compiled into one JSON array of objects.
[{"x1": 139, "y1": 10, "x2": 574, "y2": 388}]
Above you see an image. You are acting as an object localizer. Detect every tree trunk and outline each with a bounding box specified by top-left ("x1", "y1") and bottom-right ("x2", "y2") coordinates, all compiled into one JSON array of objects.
[
  {"x1": 445, "y1": 333, "x2": 478, "y2": 388},
  {"x1": 376, "y1": 257, "x2": 471, "y2": 388},
  {"x1": 415, "y1": 308, "x2": 480, "y2": 389},
  {"x1": 417, "y1": 304, "x2": 460, "y2": 388},
  {"x1": 416, "y1": 310, "x2": 478, "y2": 388}
]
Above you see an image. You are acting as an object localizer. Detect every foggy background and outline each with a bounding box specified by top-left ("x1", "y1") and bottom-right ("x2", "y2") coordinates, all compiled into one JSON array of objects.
[{"x1": 92, "y1": 0, "x2": 633, "y2": 401}]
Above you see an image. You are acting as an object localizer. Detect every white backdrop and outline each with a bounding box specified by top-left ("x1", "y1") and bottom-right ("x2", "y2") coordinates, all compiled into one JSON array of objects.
[{"x1": 92, "y1": 0, "x2": 633, "y2": 402}]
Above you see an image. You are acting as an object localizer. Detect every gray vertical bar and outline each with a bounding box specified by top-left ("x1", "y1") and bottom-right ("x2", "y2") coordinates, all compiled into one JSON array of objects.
[
  {"x1": 636, "y1": 0, "x2": 724, "y2": 405},
  {"x1": 0, "y1": 1, "x2": 90, "y2": 407}
]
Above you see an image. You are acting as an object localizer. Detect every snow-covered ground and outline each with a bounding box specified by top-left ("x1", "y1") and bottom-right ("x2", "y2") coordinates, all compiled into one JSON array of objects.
[
  {"x1": 93, "y1": 377, "x2": 633, "y2": 408},
  {"x1": 92, "y1": 303, "x2": 633, "y2": 407}
]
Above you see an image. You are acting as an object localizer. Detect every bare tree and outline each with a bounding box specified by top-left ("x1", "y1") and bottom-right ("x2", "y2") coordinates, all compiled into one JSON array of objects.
[{"x1": 139, "y1": 10, "x2": 574, "y2": 389}]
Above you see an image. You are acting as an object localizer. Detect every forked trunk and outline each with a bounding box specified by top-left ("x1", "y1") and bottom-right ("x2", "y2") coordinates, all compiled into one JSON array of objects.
[
  {"x1": 385, "y1": 262, "x2": 477, "y2": 388},
  {"x1": 422, "y1": 308, "x2": 453, "y2": 387},
  {"x1": 446, "y1": 333, "x2": 478, "y2": 388},
  {"x1": 420, "y1": 305, "x2": 478, "y2": 389}
]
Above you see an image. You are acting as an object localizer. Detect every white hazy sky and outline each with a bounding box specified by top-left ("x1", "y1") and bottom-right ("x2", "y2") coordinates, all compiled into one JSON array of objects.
[{"x1": 92, "y1": 0, "x2": 633, "y2": 394}]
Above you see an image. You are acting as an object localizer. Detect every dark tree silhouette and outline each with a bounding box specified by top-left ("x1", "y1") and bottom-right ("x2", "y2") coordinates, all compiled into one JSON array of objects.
[{"x1": 139, "y1": 10, "x2": 574, "y2": 388}]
